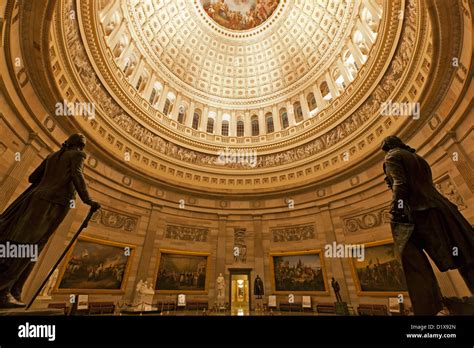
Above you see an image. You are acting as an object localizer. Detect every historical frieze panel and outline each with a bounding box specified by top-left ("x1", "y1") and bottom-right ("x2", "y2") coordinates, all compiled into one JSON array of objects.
[
  {"x1": 233, "y1": 228, "x2": 247, "y2": 263},
  {"x1": 343, "y1": 207, "x2": 391, "y2": 233},
  {"x1": 272, "y1": 224, "x2": 315, "y2": 242},
  {"x1": 90, "y1": 208, "x2": 138, "y2": 232},
  {"x1": 435, "y1": 175, "x2": 467, "y2": 210},
  {"x1": 164, "y1": 224, "x2": 208, "y2": 242}
]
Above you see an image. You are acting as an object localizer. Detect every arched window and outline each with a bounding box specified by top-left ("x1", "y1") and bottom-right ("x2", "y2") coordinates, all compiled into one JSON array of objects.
[
  {"x1": 192, "y1": 110, "x2": 200, "y2": 130},
  {"x1": 221, "y1": 120, "x2": 229, "y2": 136},
  {"x1": 163, "y1": 99, "x2": 173, "y2": 115},
  {"x1": 353, "y1": 31, "x2": 369, "y2": 60},
  {"x1": 343, "y1": 48, "x2": 359, "y2": 72},
  {"x1": 293, "y1": 102, "x2": 303, "y2": 123},
  {"x1": 266, "y1": 113, "x2": 274, "y2": 133},
  {"x1": 237, "y1": 120, "x2": 244, "y2": 137},
  {"x1": 135, "y1": 76, "x2": 143, "y2": 91},
  {"x1": 320, "y1": 81, "x2": 331, "y2": 101},
  {"x1": 280, "y1": 108, "x2": 289, "y2": 129},
  {"x1": 123, "y1": 55, "x2": 137, "y2": 77},
  {"x1": 123, "y1": 58, "x2": 130, "y2": 73},
  {"x1": 206, "y1": 118, "x2": 214, "y2": 133},
  {"x1": 332, "y1": 68, "x2": 346, "y2": 92},
  {"x1": 177, "y1": 106, "x2": 186, "y2": 124},
  {"x1": 149, "y1": 88, "x2": 157, "y2": 104},
  {"x1": 113, "y1": 36, "x2": 128, "y2": 58},
  {"x1": 307, "y1": 93, "x2": 317, "y2": 111},
  {"x1": 149, "y1": 83, "x2": 162, "y2": 105},
  {"x1": 251, "y1": 115, "x2": 259, "y2": 136}
]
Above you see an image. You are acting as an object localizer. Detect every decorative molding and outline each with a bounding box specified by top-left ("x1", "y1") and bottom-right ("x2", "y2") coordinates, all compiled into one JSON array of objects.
[
  {"x1": 90, "y1": 208, "x2": 138, "y2": 232},
  {"x1": 343, "y1": 207, "x2": 391, "y2": 233},
  {"x1": 272, "y1": 224, "x2": 315, "y2": 242}
]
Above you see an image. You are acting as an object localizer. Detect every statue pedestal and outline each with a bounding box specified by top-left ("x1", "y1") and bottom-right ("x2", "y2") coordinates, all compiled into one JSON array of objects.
[
  {"x1": 216, "y1": 295, "x2": 226, "y2": 309},
  {"x1": 335, "y1": 302, "x2": 349, "y2": 315},
  {"x1": 133, "y1": 293, "x2": 156, "y2": 312},
  {"x1": 255, "y1": 298, "x2": 264, "y2": 311},
  {"x1": 36, "y1": 295, "x2": 52, "y2": 301}
]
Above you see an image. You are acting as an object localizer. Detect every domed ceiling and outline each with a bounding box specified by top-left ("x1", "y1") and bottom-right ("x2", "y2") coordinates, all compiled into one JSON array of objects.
[
  {"x1": 115, "y1": 0, "x2": 369, "y2": 105},
  {"x1": 48, "y1": 0, "x2": 433, "y2": 193}
]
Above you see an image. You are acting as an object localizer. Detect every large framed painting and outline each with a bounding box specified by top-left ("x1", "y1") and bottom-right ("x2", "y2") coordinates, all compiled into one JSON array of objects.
[
  {"x1": 349, "y1": 239, "x2": 408, "y2": 296},
  {"x1": 154, "y1": 249, "x2": 210, "y2": 294},
  {"x1": 55, "y1": 236, "x2": 134, "y2": 294},
  {"x1": 270, "y1": 250, "x2": 329, "y2": 295}
]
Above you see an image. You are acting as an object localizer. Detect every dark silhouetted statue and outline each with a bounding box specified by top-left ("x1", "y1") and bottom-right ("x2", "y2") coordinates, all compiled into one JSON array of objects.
[
  {"x1": 254, "y1": 275, "x2": 264, "y2": 299},
  {"x1": 0, "y1": 134, "x2": 100, "y2": 308},
  {"x1": 382, "y1": 135, "x2": 474, "y2": 315},
  {"x1": 331, "y1": 277, "x2": 342, "y2": 303}
]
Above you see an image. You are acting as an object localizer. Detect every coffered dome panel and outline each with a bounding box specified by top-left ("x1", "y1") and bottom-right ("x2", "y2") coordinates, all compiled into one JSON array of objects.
[{"x1": 115, "y1": 0, "x2": 368, "y2": 105}]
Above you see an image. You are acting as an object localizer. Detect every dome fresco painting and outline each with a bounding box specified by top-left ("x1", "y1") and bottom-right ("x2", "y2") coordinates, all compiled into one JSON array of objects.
[{"x1": 200, "y1": 0, "x2": 280, "y2": 31}]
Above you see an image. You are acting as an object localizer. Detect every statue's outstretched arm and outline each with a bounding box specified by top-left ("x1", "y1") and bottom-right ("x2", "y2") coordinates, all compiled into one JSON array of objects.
[{"x1": 70, "y1": 151, "x2": 92, "y2": 204}]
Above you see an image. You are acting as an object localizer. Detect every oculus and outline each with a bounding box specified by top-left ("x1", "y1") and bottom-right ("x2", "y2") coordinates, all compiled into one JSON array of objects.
[{"x1": 200, "y1": 0, "x2": 280, "y2": 31}]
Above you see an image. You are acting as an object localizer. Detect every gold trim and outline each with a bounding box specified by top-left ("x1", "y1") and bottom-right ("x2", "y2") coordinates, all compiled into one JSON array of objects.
[
  {"x1": 54, "y1": 236, "x2": 135, "y2": 294},
  {"x1": 269, "y1": 249, "x2": 330, "y2": 295},
  {"x1": 348, "y1": 239, "x2": 409, "y2": 297},
  {"x1": 154, "y1": 249, "x2": 211, "y2": 295}
]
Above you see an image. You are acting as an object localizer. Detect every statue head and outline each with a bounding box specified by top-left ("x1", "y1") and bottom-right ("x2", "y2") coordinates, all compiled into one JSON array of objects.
[
  {"x1": 62, "y1": 133, "x2": 86, "y2": 151},
  {"x1": 381, "y1": 135, "x2": 415, "y2": 153}
]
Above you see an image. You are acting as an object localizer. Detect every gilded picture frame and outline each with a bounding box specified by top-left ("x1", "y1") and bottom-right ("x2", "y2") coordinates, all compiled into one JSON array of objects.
[
  {"x1": 349, "y1": 239, "x2": 409, "y2": 297},
  {"x1": 55, "y1": 236, "x2": 135, "y2": 294},
  {"x1": 154, "y1": 249, "x2": 211, "y2": 294},
  {"x1": 269, "y1": 250, "x2": 330, "y2": 295}
]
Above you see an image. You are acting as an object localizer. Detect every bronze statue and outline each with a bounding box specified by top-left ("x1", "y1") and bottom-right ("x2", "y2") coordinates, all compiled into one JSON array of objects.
[
  {"x1": 331, "y1": 277, "x2": 342, "y2": 303},
  {"x1": 0, "y1": 134, "x2": 100, "y2": 308},
  {"x1": 254, "y1": 275, "x2": 264, "y2": 299},
  {"x1": 382, "y1": 135, "x2": 474, "y2": 315}
]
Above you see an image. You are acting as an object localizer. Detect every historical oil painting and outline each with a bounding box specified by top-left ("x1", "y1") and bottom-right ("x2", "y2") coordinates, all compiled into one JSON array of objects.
[
  {"x1": 350, "y1": 240, "x2": 408, "y2": 296},
  {"x1": 56, "y1": 237, "x2": 133, "y2": 293},
  {"x1": 155, "y1": 250, "x2": 209, "y2": 293},
  {"x1": 270, "y1": 250, "x2": 328, "y2": 294}
]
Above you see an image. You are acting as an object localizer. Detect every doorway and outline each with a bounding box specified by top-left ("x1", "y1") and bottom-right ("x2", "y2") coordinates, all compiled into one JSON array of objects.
[{"x1": 229, "y1": 269, "x2": 251, "y2": 315}]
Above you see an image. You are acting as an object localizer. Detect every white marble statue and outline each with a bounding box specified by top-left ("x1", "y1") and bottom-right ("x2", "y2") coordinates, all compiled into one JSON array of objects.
[
  {"x1": 134, "y1": 279, "x2": 155, "y2": 311},
  {"x1": 216, "y1": 273, "x2": 225, "y2": 298},
  {"x1": 39, "y1": 269, "x2": 59, "y2": 299}
]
